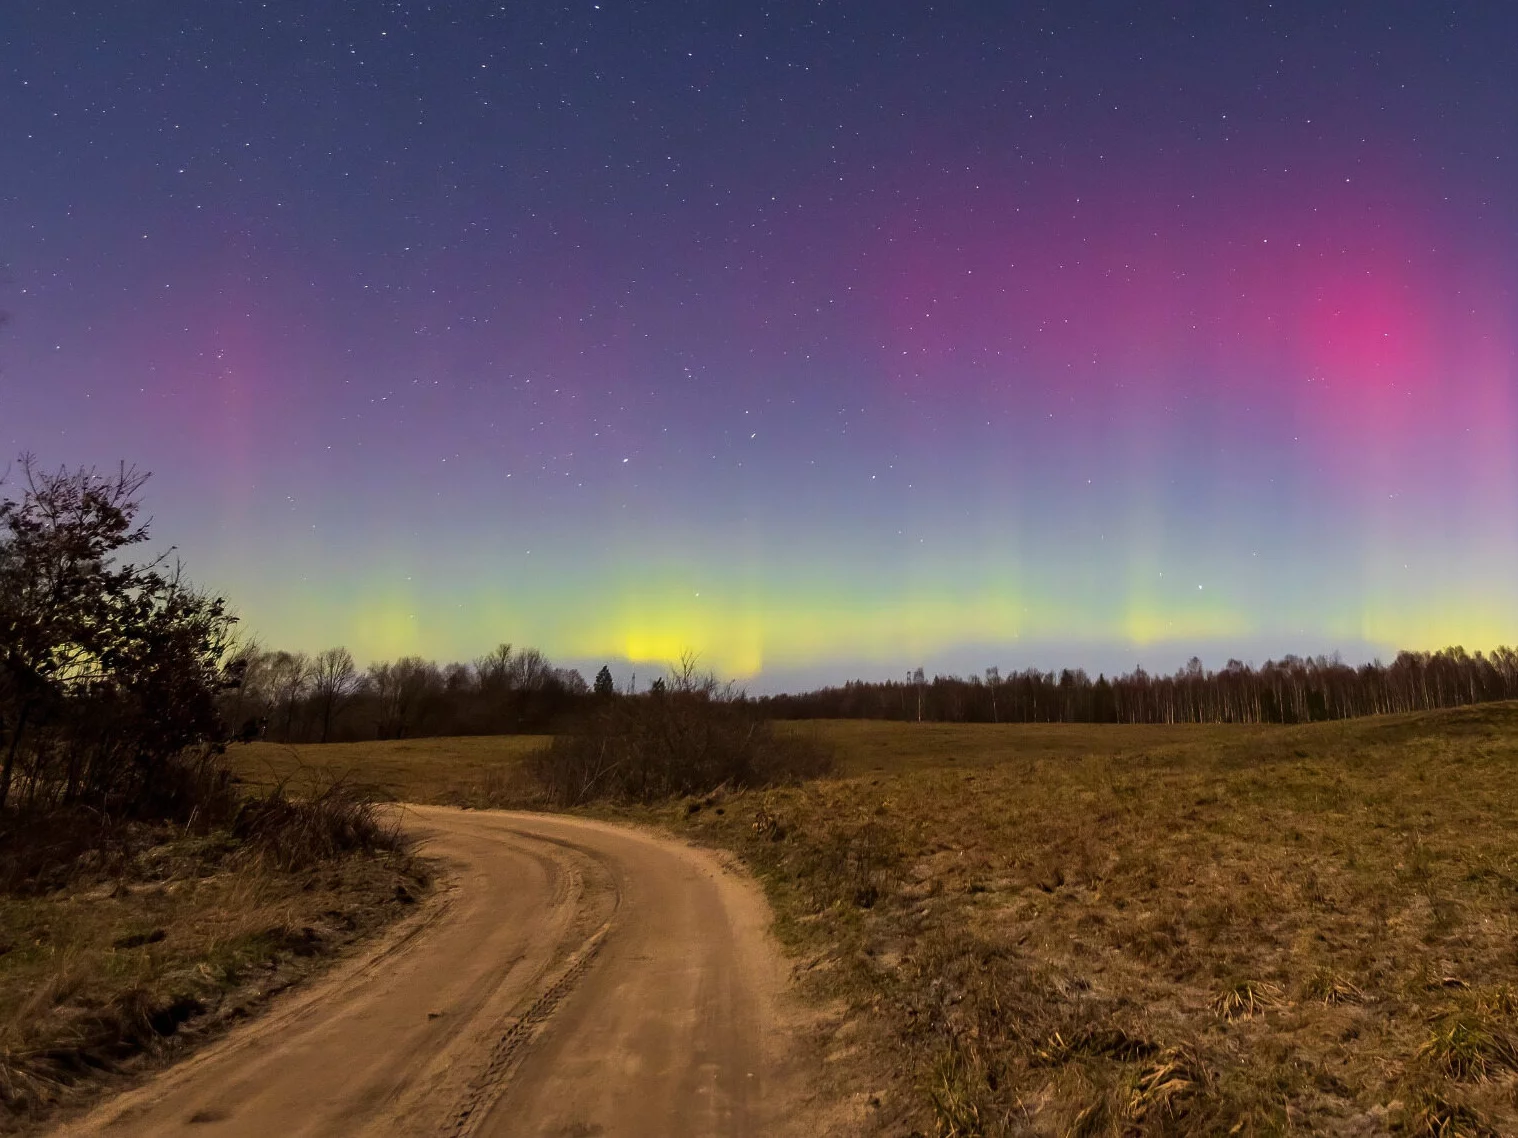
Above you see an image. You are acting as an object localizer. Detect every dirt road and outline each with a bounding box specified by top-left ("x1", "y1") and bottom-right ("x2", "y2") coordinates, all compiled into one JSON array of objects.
[{"x1": 58, "y1": 807, "x2": 819, "y2": 1137}]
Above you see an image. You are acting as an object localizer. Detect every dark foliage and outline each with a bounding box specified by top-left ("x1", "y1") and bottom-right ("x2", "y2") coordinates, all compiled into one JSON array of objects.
[
  {"x1": 0, "y1": 809, "x2": 167, "y2": 896},
  {"x1": 593, "y1": 664, "x2": 615, "y2": 697},
  {"x1": 0, "y1": 457, "x2": 238, "y2": 818},
  {"x1": 528, "y1": 666, "x2": 834, "y2": 806},
  {"x1": 229, "y1": 641, "x2": 1518, "y2": 748},
  {"x1": 228, "y1": 642, "x2": 591, "y2": 743}
]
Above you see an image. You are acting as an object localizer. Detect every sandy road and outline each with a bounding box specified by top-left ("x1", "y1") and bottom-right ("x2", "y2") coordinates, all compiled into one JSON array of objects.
[{"x1": 58, "y1": 807, "x2": 817, "y2": 1138}]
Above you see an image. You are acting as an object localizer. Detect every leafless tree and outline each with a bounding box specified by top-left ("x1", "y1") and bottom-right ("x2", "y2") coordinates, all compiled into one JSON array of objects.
[
  {"x1": 265, "y1": 651, "x2": 311, "y2": 741},
  {"x1": 309, "y1": 647, "x2": 359, "y2": 743},
  {"x1": 369, "y1": 655, "x2": 442, "y2": 738}
]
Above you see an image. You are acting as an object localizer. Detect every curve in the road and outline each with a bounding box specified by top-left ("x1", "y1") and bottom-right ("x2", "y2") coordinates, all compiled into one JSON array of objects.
[{"x1": 56, "y1": 807, "x2": 818, "y2": 1138}]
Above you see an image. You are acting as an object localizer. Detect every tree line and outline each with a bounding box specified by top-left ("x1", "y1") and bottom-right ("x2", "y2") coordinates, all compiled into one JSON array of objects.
[
  {"x1": 757, "y1": 648, "x2": 1518, "y2": 725},
  {"x1": 234, "y1": 642, "x2": 1518, "y2": 743},
  {"x1": 223, "y1": 644, "x2": 597, "y2": 743}
]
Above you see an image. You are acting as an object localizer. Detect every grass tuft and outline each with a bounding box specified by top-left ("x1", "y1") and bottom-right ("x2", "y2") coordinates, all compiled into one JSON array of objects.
[
  {"x1": 1301, "y1": 967, "x2": 1365, "y2": 1006},
  {"x1": 231, "y1": 778, "x2": 404, "y2": 871},
  {"x1": 927, "y1": 1046, "x2": 988, "y2": 1137},
  {"x1": 1397, "y1": 1081, "x2": 1499, "y2": 1137},
  {"x1": 1210, "y1": 979, "x2": 1282, "y2": 1021},
  {"x1": 1123, "y1": 1043, "x2": 1213, "y2": 1124},
  {"x1": 1416, "y1": 1015, "x2": 1518, "y2": 1082}
]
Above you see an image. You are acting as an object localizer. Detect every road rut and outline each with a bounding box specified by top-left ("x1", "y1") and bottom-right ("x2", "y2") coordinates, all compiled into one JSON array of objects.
[{"x1": 57, "y1": 807, "x2": 816, "y2": 1137}]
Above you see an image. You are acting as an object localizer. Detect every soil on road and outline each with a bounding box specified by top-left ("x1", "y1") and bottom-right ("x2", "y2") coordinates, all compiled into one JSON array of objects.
[{"x1": 56, "y1": 807, "x2": 824, "y2": 1138}]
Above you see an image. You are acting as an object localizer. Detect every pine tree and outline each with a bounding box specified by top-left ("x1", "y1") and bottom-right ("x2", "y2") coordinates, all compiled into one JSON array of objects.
[{"x1": 593, "y1": 665, "x2": 615, "y2": 696}]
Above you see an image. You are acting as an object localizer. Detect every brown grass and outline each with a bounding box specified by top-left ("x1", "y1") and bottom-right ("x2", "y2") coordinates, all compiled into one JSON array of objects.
[
  {"x1": 227, "y1": 720, "x2": 1260, "y2": 806},
  {"x1": 0, "y1": 802, "x2": 426, "y2": 1132},
  {"x1": 232, "y1": 735, "x2": 551, "y2": 806},
  {"x1": 674, "y1": 704, "x2": 1518, "y2": 1134},
  {"x1": 221, "y1": 703, "x2": 1518, "y2": 1134}
]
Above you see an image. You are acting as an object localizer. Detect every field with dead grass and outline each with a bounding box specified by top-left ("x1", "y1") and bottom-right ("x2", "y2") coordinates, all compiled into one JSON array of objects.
[
  {"x1": 0, "y1": 797, "x2": 427, "y2": 1132},
  {"x1": 233, "y1": 735, "x2": 552, "y2": 804},
  {"x1": 228, "y1": 719, "x2": 1262, "y2": 790},
  {"x1": 268, "y1": 704, "x2": 1518, "y2": 1135},
  {"x1": 681, "y1": 705, "x2": 1518, "y2": 1135}
]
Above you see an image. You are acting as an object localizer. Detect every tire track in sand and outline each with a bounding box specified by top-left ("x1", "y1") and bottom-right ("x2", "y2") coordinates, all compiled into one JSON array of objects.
[{"x1": 55, "y1": 807, "x2": 816, "y2": 1138}]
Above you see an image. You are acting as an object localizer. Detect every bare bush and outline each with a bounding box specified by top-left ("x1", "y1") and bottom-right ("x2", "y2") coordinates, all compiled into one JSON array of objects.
[
  {"x1": 231, "y1": 779, "x2": 404, "y2": 871},
  {"x1": 528, "y1": 659, "x2": 833, "y2": 805}
]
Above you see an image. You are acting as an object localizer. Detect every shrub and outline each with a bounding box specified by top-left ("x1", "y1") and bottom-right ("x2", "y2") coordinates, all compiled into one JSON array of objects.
[
  {"x1": 0, "y1": 749, "x2": 239, "y2": 895},
  {"x1": 0, "y1": 458, "x2": 238, "y2": 819},
  {"x1": 230, "y1": 779, "x2": 403, "y2": 871},
  {"x1": 527, "y1": 681, "x2": 833, "y2": 806}
]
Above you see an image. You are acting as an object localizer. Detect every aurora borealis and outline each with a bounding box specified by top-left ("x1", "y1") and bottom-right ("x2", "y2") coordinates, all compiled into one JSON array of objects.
[{"x1": 3, "y1": 3, "x2": 1516, "y2": 687}]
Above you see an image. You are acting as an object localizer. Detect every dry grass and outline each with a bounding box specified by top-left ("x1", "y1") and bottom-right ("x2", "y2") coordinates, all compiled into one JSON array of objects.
[
  {"x1": 232, "y1": 735, "x2": 551, "y2": 806},
  {"x1": 0, "y1": 808, "x2": 426, "y2": 1132},
  {"x1": 225, "y1": 721, "x2": 1258, "y2": 807},
  {"x1": 794, "y1": 718, "x2": 1288, "y2": 778},
  {"x1": 662, "y1": 703, "x2": 1518, "y2": 1135},
  {"x1": 224, "y1": 704, "x2": 1518, "y2": 1134}
]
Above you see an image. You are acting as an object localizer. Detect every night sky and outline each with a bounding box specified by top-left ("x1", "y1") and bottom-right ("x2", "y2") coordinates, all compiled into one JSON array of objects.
[{"x1": 4, "y1": 3, "x2": 1516, "y2": 688}]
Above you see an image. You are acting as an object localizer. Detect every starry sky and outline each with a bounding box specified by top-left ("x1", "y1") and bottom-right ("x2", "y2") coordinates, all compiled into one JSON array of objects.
[{"x1": 3, "y1": 2, "x2": 1516, "y2": 689}]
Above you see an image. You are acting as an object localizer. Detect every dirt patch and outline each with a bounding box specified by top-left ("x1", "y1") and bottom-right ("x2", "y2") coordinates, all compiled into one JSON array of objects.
[{"x1": 50, "y1": 808, "x2": 834, "y2": 1137}]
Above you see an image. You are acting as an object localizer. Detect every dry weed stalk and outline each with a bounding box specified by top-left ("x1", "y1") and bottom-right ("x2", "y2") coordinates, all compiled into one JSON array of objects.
[{"x1": 1210, "y1": 979, "x2": 1282, "y2": 1021}]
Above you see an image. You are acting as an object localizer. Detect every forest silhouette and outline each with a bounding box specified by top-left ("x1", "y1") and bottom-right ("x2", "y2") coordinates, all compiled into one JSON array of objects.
[{"x1": 231, "y1": 643, "x2": 1518, "y2": 743}]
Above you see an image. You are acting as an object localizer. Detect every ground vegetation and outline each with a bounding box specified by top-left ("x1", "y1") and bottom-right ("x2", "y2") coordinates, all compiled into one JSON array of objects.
[
  {"x1": 525, "y1": 653, "x2": 834, "y2": 806},
  {"x1": 0, "y1": 460, "x2": 427, "y2": 1130},
  {"x1": 0, "y1": 783, "x2": 423, "y2": 1128},
  {"x1": 279, "y1": 707, "x2": 1518, "y2": 1135},
  {"x1": 678, "y1": 704, "x2": 1518, "y2": 1135}
]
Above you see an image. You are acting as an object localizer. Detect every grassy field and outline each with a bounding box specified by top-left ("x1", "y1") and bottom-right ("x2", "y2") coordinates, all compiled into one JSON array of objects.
[
  {"x1": 230, "y1": 719, "x2": 1280, "y2": 790},
  {"x1": 246, "y1": 708, "x2": 1518, "y2": 1134},
  {"x1": 234, "y1": 735, "x2": 552, "y2": 803},
  {"x1": 0, "y1": 805, "x2": 427, "y2": 1132}
]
